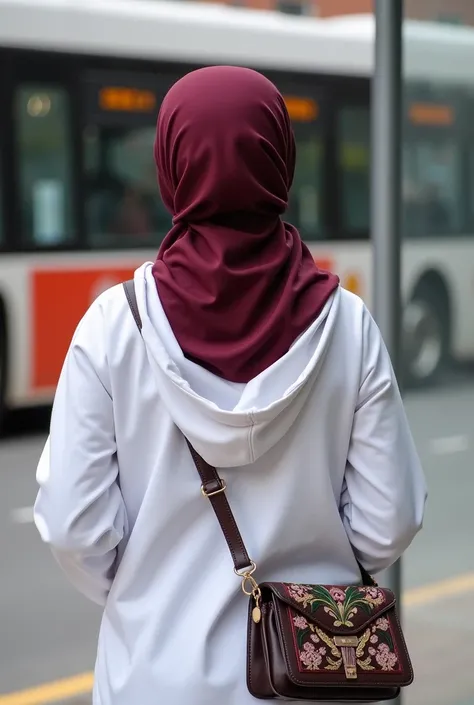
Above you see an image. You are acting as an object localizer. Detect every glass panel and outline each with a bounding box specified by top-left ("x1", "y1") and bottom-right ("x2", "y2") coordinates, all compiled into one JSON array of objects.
[
  {"x1": 84, "y1": 124, "x2": 169, "y2": 249},
  {"x1": 402, "y1": 137, "x2": 463, "y2": 237},
  {"x1": 287, "y1": 127, "x2": 323, "y2": 240},
  {"x1": 15, "y1": 86, "x2": 74, "y2": 247},
  {"x1": 337, "y1": 106, "x2": 370, "y2": 234}
]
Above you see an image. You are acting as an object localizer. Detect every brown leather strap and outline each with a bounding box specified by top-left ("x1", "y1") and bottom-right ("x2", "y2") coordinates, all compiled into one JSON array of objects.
[
  {"x1": 123, "y1": 278, "x2": 375, "y2": 585},
  {"x1": 187, "y1": 440, "x2": 374, "y2": 585},
  {"x1": 185, "y1": 439, "x2": 253, "y2": 572}
]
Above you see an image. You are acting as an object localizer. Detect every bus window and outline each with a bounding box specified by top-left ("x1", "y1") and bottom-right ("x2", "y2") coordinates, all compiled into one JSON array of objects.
[
  {"x1": 85, "y1": 121, "x2": 323, "y2": 247},
  {"x1": 337, "y1": 106, "x2": 370, "y2": 236},
  {"x1": 287, "y1": 128, "x2": 323, "y2": 240},
  {"x1": 15, "y1": 86, "x2": 75, "y2": 247},
  {"x1": 84, "y1": 125, "x2": 169, "y2": 249},
  {"x1": 402, "y1": 139, "x2": 463, "y2": 237}
]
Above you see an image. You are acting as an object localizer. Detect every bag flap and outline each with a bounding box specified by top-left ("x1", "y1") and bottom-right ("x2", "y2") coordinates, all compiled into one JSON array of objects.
[
  {"x1": 259, "y1": 582, "x2": 412, "y2": 688},
  {"x1": 262, "y1": 582, "x2": 396, "y2": 635}
]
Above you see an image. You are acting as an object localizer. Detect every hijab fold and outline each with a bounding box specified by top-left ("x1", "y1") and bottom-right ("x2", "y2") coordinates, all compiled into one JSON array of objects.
[{"x1": 152, "y1": 66, "x2": 339, "y2": 383}]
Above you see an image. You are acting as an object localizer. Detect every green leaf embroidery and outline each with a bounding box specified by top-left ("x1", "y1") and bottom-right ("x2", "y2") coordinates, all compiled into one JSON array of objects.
[{"x1": 297, "y1": 627, "x2": 310, "y2": 649}]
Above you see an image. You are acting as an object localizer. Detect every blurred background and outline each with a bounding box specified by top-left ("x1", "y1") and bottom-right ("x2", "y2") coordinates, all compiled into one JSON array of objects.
[{"x1": 0, "y1": 0, "x2": 472, "y2": 704}]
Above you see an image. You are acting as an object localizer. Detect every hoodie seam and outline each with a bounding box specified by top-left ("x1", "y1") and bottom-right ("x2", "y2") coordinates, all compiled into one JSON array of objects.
[{"x1": 248, "y1": 412, "x2": 256, "y2": 463}]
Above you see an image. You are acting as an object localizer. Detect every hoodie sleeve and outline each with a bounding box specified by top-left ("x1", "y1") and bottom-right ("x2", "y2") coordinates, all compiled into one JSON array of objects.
[
  {"x1": 340, "y1": 305, "x2": 427, "y2": 576},
  {"x1": 34, "y1": 297, "x2": 128, "y2": 607}
]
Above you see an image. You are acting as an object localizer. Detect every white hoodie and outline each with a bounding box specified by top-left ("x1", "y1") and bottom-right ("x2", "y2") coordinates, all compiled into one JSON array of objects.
[{"x1": 34, "y1": 262, "x2": 426, "y2": 705}]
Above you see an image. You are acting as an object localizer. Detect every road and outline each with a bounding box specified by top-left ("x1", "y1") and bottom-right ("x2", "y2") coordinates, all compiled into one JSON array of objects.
[{"x1": 0, "y1": 377, "x2": 473, "y2": 705}]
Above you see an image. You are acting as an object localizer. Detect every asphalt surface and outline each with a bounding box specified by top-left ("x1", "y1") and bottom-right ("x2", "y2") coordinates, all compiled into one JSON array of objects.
[{"x1": 0, "y1": 373, "x2": 473, "y2": 705}]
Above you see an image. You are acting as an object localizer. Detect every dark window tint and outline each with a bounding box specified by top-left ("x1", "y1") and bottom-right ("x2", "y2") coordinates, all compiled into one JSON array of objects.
[
  {"x1": 84, "y1": 124, "x2": 169, "y2": 249},
  {"x1": 287, "y1": 126, "x2": 324, "y2": 240},
  {"x1": 337, "y1": 106, "x2": 370, "y2": 235}
]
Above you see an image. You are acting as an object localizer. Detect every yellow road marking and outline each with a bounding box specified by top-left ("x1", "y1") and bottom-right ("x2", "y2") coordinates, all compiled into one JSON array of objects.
[
  {"x1": 0, "y1": 673, "x2": 93, "y2": 705},
  {"x1": 1, "y1": 571, "x2": 473, "y2": 705},
  {"x1": 402, "y1": 570, "x2": 474, "y2": 607}
]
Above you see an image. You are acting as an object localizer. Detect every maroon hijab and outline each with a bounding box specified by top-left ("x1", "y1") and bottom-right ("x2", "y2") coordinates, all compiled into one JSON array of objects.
[{"x1": 152, "y1": 66, "x2": 339, "y2": 382}]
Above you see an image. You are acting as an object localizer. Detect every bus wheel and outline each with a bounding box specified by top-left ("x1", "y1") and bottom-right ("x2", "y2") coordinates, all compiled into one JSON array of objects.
[{"x1": 403, "y1": 282, "x2": 449, "y2": 388}]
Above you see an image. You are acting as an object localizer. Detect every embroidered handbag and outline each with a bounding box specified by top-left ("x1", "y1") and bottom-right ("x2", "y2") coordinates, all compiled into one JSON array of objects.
[{"x1": 123, "y1": 279, "x2": 414, "y2": 702}]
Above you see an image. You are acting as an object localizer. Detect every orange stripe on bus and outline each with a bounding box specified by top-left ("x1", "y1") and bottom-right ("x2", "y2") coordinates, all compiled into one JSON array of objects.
[
  {"x1": 313, "y1": 257, "x2": 333, "y2": 272},
  {"x1": 31, "y1": 267, "x2": 137, "y2": 390},
  {"x1": 31, "y1": 257, "x2": 336, "y2": 391}
]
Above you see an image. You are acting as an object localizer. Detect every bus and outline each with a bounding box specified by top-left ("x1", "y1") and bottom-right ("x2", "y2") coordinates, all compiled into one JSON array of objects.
[{"x1": 1, "y1": 0, "x2": 474, "y2": 423}]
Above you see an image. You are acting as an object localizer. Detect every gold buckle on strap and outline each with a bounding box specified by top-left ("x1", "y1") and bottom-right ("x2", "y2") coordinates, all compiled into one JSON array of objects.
[{"x1": 201, "y1": 479, "x2": 227, "y2": 498}]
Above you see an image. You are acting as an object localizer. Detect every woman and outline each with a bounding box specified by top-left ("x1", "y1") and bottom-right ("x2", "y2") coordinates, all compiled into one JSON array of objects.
[{"x1": 34, "y1": 66, "x2": 426, "y2": 705}]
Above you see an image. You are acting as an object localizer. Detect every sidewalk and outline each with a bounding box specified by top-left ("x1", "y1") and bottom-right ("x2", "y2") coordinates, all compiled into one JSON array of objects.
[{"x1": 404, "y1": 593, "x2": 472, "y2": 705}]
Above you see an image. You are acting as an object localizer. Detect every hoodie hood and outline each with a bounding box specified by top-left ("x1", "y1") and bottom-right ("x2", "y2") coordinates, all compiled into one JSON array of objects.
[{"x1": 135, "y1": 263, "x2": 340, "y2": 468}]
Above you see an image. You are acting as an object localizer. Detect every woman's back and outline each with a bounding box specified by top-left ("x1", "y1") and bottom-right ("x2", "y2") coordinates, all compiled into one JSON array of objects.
[{"x1": 34, "y1": 263, "x2": 425, "y2": 705}]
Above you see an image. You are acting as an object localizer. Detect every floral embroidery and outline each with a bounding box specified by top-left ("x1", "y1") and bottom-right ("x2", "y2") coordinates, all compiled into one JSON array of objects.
[
  {"x1": 287, "y1": 586, "x2": 400, "y2": 676},
  {"x1": 292, "y1": 620, "x2": 399, "y2": 674},
  {"x1": 299, "y1": 643, "x2": 327, "y2": 670},
  {"x1": 285, "y1": 584, "x2": 386, "y2": 628},
  {"x1": 375, "y1": 643, "x2": 398, "y2": 671},
  {"x1": 365, "y1": 587, "x2": 385, "y2": 605},
  {"x1": 289, "y1": 584, "x2": 309, "y2": 598},
  {"x1": 329, "y1": 587, "x2": 346, "y2": 603},
  {"x1": 293, "y1": 615, "x2": 308, "y2": 629}
]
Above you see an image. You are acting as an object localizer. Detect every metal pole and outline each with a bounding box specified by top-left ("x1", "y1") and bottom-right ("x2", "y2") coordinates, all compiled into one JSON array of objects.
[{"x1": 371, "y1": 2, "x2": 403, "y2": 702}]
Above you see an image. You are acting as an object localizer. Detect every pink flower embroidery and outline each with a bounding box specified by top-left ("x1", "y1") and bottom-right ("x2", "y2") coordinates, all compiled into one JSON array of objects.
[
  {"x1": 329, "y1": 587, "x2": 346, "y2": 603},
  {"x1": 375, "y1": 617, "x2": 390, "y2": 631},
  {"x1": 368, "y1": 647, "x2": 376, "y2": 656},
  {"x1": 288, "y1": 584, "x2": 310, "y2": 600},
  {"x1": 293, "y1": 615, "x2": 308, "y2": 630},
  {"x1": 363, "y1": 588, "x2": 386, "y2": 606},
  {"x1": 310, "y1": 633, "x2": 320, "y2": 643},
  {"x1": 365, "y1": 587, "x2": 379, "y2": 599},
  {"x1": 370, "y1": 634, "x2": 379, "y2": 644},
  {"x1": 375, "y1": 643, "x2": 397, "y2": 671},
  {"x1": 300, "y1": 643, "x2": 326, "y2": 670}
]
